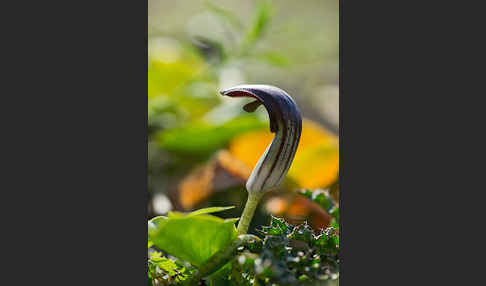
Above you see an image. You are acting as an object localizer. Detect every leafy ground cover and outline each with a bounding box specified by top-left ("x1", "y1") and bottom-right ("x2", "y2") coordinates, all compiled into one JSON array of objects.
[{"x1": 148, "y1": 199, "x2": 339, "y2": 285}]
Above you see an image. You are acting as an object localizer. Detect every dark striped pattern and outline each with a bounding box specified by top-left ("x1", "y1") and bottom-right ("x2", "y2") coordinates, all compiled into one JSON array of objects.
[{"x1": 220, "y1": 85, "x2": 302, "y2": 194}]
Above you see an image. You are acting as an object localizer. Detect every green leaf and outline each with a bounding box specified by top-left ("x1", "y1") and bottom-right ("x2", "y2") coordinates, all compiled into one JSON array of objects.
[
  {"x1": 299, "y1": 189, "x2": 335, "y2": 212},
  {"x1": 241, "y1": 0, "x2": 273, "y2": 53},
  {"x1": 206, "y1": 263, "x2": 233, "y2": 286},
  {"x1": 260, "y1": 216, "x2": 292, "y2": 236},
  {"x1": 156, "y1": 115, "x2": 266, "y2": 156},
  {"x1": 151, "y1": 256, "x2": 180, "y2": 276},
  {"x1": 185, "y1": 206, "x2": 235, "y2": 217},
  {"x1": 148, "y1": 208, "x2": 238, "y2": 267},
  {"x1": 288, "y1": 222, "x2": 313, "y2": 244},
  {"x1": 148, "y1": 252, "x2": 190, "y2": 284},
  {"x1": 329, "y1": 206, "x2": 339, "y2": 221}
]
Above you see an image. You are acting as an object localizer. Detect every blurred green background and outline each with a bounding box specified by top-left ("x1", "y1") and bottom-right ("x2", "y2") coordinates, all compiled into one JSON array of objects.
[{"x1": 148, "y1": 0, "x2": 339, "y2": 234}]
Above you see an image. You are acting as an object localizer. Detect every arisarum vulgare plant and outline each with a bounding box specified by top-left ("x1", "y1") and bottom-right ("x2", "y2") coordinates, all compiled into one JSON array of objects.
[
  {"x1": 148, "y1": 85, "x2": 339, "y2": 285},
  {"x1": 220, "y1": 84, "x2": 302, "y2": 235},
  {"x1": 184, "y1": 85, "x2": 303, "y2": 283}
]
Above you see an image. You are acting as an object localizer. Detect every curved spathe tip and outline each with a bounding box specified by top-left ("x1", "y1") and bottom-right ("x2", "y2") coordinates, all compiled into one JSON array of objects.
[
  {"x1": 220, "y1": 84, "x2": 289, "y2": 100},
  {"x1": 220, "y1": 84, "x2": 301, "y2": 134}
]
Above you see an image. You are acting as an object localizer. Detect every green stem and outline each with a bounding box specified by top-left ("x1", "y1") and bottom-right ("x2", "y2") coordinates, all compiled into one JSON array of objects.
[
  {"x1": 237, "y1": 191, "x2": 264, "y2": 235},
  {"x1": 187, "y1": 234, "x2": 261, "y2": 285}
]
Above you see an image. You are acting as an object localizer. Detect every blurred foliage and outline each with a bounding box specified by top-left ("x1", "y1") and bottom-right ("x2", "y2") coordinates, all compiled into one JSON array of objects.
[
  {"x1": 148, "y1": 251, "x2": 192, "y2": 285},
  {"x1": 148, "y1": 214, "x2": 338, "y2": 285},
  {"x1": 148, "y1": 0, "x2": 339, "y2": 236},
  {"x1": 156, "y1": 115, "x2": 265, "y2": 157}
]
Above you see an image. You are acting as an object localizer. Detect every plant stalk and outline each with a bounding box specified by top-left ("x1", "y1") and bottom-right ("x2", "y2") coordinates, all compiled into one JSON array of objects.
[
  {"x1": 236, "y1": 191, "x2": 264, "y2": 235},
  {"x1": 187, "y1": 234, "x2": 261, "y2": 285}
]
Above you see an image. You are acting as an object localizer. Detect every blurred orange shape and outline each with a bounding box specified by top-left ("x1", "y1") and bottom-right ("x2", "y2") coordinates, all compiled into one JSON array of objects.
[
  {"x1": 217, "y1": 150, "x2": 252, "y2": 179},
  {"x1": 288, "y1": 143, "x2": 339, "y2": 190},
  {"x1": 266, "y1": 195, "x2": 333, "y2": 231},
  {"x1": 265, "y1": 196, "x2": 289, "y2": 215},
  {"x1": 179, "y1": 161, "x2": 215, "y2": 209},
  {"x1": 286, "y1": 196, "x2": 311, "y2": 217},
  {"x1": 296, "y1": 119, "x2": 337, "y2": 150},
  {"x1": 228, "y1": 130, "x2": 273, "y2": 170},
  {"x1": 178, "y1": 151, "x2": 249, "y2": 210}
]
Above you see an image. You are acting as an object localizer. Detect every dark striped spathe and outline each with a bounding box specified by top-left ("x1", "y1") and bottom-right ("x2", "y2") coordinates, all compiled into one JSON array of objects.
[{"x1": 220, "y1": 85, "x2": 302, "y2": 194}]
